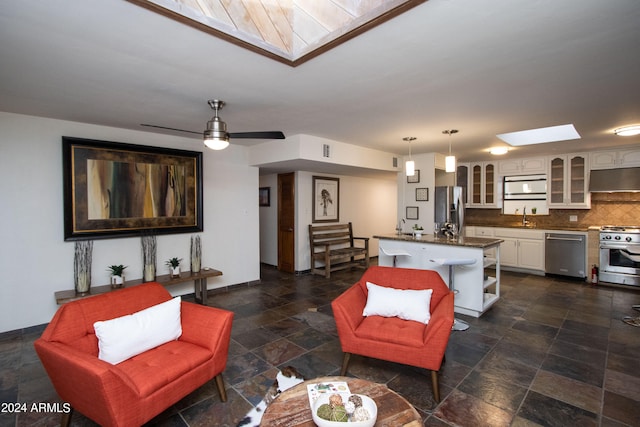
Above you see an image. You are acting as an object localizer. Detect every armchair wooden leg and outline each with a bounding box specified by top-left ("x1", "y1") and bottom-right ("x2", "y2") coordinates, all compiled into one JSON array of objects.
[
  {"x1": 431, "y1": 370, "x2": 441, "y2": 403},
  {"x1": 340, "y1": 353, "x2": 352, "y2": 376},
  {"x1": 214, "y1": 374, "x2": 227, "y2": 402},
  {"x1": 61, "y1": 408, "x2": 73, "y2": 427}
]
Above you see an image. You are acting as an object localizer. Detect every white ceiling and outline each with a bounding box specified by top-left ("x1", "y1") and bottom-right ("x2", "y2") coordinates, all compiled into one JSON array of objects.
[{"x1": 1, "y1": 0, "x2": 639, "y2": 176}]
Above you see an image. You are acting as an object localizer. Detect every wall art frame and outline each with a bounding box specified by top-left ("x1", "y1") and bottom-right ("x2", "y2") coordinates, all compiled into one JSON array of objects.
[
  {"x1": 312, "y1": 176, "x2": 339, "y2": 222},
  {"x1": 416, "y1": 187, "x2": 429, "y2": 201},
  {"x1": 406, "y1": 206, "x2": 419, "y2": 220},
  {"x1": 63, "y1": 136, "x2": 203, "y2": 241},
  {"x1": 259, "y1": 187, "x2": 271, "y2": 206},
  {"x1": 407, "y1": 169, "x2": 420, "y2": 183}
]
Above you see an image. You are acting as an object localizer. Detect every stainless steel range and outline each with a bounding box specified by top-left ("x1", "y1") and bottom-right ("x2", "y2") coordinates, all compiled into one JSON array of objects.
[{"x1": 599, "y1": 226, "x2": 640, "y2": 287}]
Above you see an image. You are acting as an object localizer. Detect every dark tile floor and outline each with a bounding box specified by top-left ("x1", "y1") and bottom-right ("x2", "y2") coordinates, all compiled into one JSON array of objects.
[{"x1": 2, "y1": 263, "x2": 640, "y2": 426}]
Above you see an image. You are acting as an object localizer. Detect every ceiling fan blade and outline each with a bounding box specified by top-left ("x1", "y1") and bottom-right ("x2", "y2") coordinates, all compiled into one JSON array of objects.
[
  {"x1": 229, "y1": 131, "x2": 285, "y2": 139},
  {"x1": 140, "y1": 124, "x2": 201, "y2": 135}
]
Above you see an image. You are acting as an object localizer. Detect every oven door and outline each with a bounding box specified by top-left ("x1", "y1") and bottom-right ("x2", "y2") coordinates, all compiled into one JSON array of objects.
[{"x1": 600, "y1": 242, "x2": 640, "y2": 275}]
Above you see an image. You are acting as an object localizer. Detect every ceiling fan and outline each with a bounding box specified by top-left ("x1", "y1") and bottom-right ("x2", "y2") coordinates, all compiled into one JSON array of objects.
[{"x1": 141, "y1": 99, "x2": 285, "y2": 150}]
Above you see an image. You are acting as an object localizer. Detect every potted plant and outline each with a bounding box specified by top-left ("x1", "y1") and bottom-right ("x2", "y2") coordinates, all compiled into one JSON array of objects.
[
  {"x1": 166, "y1": 257, "x2": 182, "y2": 278},
  {"x1": 107, "y1": 264, "x2": 127, "y2": 288},
  {"x1": 412, "y1": 224, "x2": 424, "y2": 238}
]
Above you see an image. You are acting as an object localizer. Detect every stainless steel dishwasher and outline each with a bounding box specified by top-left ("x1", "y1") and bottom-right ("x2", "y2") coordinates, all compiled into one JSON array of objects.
[{"x1": 545, "y1": 233, "x2": 586, "y2": 278}]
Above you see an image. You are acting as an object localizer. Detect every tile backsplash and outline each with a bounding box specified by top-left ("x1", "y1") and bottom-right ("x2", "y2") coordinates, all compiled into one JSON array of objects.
[{"x1": 466, "y1": 192, "x2": 640, "y2": 229}]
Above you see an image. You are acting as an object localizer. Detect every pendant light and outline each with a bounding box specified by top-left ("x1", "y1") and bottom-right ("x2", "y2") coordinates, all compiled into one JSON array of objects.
[
  {"x1": 403, "y1": 137, "x2": 416, "y2": 176},
  {"x1": 443, "y1": 129, "x2": 458, "y2": 173}
]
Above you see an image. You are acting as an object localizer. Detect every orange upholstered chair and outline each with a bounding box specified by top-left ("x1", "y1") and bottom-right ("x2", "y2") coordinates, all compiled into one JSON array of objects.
[
  {"x1": 34, "y1": 282, "x2": 233, "y2": 427},
  {"x1": 332, "y1": 266, "x2": 454, "y2": 402}
]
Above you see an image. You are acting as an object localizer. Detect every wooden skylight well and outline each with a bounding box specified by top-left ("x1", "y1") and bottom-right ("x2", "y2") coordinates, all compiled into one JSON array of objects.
[{"x1": 128, "y1": 0, "x2": 427, "y2": 66}]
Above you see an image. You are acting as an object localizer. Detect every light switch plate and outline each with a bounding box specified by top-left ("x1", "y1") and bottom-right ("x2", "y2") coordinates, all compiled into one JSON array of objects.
[{"x1": 569, "y1": 215, "x2": 578, "y2": 222}]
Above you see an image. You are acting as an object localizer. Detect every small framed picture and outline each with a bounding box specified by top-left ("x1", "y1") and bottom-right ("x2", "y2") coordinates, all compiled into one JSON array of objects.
[
  {"x1": 416, "y1": 188, "x2": 429, "y2": 201},
  {"x1": 406, "y1": 206, "x2": 419, "y2": 220},
  {"x1": 259, "y1": 187, "x2": 270, "y2": 206},
  {"x1": 407, "y1": 170, "x2": 420, "y2": 183}
]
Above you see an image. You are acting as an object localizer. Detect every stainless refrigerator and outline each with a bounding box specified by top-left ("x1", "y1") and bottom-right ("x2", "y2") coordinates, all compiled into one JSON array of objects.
[{"x1": 434, "y1": 186, "x2": 465, "y2": 234}]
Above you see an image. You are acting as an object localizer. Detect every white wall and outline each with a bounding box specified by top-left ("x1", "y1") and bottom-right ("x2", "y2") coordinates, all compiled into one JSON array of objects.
[
  {"x1": 0, "y1": 112, "x2": 260, "y2": 333},
  {"x1": 398, "y1": 152, "x2": 438, "y2": 233},
  {"x1": 297, "y1": 172, "x2": 397, "y2": 272}
]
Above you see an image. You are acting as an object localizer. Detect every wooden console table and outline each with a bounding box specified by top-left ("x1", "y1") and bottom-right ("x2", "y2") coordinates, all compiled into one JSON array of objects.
[{"x1": 54, "y1": 268, "x2": 222, "y2": 305}]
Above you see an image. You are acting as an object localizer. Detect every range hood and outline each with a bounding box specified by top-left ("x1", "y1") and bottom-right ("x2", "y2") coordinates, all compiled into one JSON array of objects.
[{"x1": 589, "y1": 167, "x2": 640, "y2": 192}]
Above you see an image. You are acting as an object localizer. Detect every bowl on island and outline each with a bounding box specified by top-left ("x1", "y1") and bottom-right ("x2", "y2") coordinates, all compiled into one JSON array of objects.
[{"x1": 311, "y1": 393, "x2": 377, "y2": 427}]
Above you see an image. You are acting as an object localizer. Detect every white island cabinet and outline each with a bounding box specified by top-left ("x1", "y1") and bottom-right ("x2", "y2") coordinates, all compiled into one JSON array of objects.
[{"x1": 375, "y1": 234, "x2": 502, "y2": 318}]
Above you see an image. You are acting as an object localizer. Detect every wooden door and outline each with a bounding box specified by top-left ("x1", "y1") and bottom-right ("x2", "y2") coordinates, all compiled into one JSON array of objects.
[{"x1": 278, "y1": 172, "x2": 295, "y2": 272}]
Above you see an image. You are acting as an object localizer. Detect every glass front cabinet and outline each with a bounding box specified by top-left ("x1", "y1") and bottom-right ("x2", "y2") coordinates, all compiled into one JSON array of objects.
[
  {"x1": 548, "y1": 154, "x2": 590, "y2": 208},
  {"x1": 469, "y1": 162, "x2": 499, "y2": 208}
]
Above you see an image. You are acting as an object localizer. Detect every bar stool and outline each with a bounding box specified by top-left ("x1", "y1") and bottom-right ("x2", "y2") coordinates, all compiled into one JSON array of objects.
[
  {"x1": 430, "y1": 258, "x2": 477, "y2": 331},
  {"x1": 379, "y1": 246, "x2": 412, "y2": 267}
]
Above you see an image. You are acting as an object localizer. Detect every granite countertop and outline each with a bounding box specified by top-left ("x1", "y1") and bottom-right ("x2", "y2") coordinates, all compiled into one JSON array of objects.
[
  {"x1": 374, "y1": 233, "x2": 503, "y2": 249},
  {"x1": 467, "y1": 224, "x2": 590, "y2": 232}
]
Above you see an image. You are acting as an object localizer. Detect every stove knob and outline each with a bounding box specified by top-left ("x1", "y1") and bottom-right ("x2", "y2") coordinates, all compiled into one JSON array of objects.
[
  {"x1": 627, "y1": 236, "x2": 633, "y2": 242},
  {"x1": 605, "y1": 235, "x2": 612, "y2": 239},
  {"x1": 614, "y1": 235, "x2": 621, "y2": 240}
]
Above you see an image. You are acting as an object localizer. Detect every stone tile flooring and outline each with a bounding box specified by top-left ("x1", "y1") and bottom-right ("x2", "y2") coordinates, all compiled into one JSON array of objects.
[{"x1": 2, "y1": 264, "x2": 640, "y2": 426}]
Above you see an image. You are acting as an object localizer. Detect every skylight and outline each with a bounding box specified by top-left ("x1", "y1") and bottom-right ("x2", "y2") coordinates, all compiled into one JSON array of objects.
[
  {"x1": 129, "y1": 0, "x2": 424, "y2": 66},
  {"x1": 496, "y1": 124, "x2": 581, "y2": 146}
]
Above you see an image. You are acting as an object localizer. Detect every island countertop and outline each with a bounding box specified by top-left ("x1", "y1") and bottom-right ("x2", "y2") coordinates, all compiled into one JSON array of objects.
[{"x1": 374, "y1": 233, "x2": 503, "y2": 249}]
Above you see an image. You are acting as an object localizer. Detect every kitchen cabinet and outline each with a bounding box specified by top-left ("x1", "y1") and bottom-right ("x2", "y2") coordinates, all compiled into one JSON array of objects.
[
  {"x1": 498, "y1": 157, "x2": 547, "y2": 175},
  {"x1": 548, "y1": 154, "x2": 590, "y2": 209},
  {"x1": 590, "y1": 148, "x2": 640, "y2": 170},
  {"x1": 469, "y1": 162, "x2": 500, "y2": 208},
  {"x1": 493, "y1": 228, "x2": 545, "y2": 272},
  {"x1": 456, "y1": 163, "x2": 469, "y2": 204}
]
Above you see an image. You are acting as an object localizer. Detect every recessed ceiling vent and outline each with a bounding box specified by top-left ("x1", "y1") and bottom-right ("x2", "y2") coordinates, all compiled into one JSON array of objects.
[{"x1": 323, "y1": 144, "x2": 331, "y2": 158}]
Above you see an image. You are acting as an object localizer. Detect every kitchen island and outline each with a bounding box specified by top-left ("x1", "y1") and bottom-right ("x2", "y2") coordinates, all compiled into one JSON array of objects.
[{"x1": 374, "y1": 233, "x2": 503, "y2": 318}]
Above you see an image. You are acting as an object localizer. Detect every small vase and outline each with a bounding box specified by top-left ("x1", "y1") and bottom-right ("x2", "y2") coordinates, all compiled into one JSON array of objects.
[
  {"x1": 143, "y1": 264, "x2": 156, "y2": 282},
  {"x1": 171, "y1": 266, "x2": 180, "y2": 278},
  {"x1": 111, "y1": 275, "x2": 124, "y2": 288}
]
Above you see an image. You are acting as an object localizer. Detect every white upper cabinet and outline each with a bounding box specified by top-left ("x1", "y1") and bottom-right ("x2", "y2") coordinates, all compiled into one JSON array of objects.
[
  {"x1": 498, "y1": 157, "x2": 547, "y2": 175},
  {"x1": 590, "y1": 148, "x2": 640, "y2": 169},
  {"x1": 548, "y1": 153, "x2": 590, "y2": 209},
  {"x1": 469, "y1": 162, "x2": 501, "y2": 208}
]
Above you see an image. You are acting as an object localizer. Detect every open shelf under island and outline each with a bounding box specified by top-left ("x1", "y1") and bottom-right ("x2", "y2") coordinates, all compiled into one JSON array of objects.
[{"x1": 374, "y1": 234, "x2": 503, "y2": 318}]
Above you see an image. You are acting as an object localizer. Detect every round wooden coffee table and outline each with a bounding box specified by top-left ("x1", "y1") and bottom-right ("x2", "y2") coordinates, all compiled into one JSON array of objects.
[{"x1": 261, "y1": 376, "x2": 422, "y2": 426}]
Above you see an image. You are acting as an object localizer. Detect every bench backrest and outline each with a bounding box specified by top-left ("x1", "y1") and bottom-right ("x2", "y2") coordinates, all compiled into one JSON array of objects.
[{"x1": 309, "y1": 222, "x2": 355, "y2": 249}]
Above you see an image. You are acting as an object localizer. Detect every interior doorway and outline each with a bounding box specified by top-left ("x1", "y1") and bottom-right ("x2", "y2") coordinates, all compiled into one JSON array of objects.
[{"x1": 278, "y1": 172, "x2": 295, "y2": 272}]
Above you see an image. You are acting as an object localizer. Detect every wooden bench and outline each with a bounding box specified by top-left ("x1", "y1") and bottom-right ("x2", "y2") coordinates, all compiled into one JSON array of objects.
[{"x1": 309, "y1": 222, "x2": 370, "y2": 278}]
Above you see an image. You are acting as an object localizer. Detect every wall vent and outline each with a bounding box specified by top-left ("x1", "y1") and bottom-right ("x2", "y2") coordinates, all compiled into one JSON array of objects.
[
  {"x1": 322, "y1": 144, "x2": 331, "y2": 158},
  {"x1": 393, "y1": 157, "x2": 398, "y2": 168}
]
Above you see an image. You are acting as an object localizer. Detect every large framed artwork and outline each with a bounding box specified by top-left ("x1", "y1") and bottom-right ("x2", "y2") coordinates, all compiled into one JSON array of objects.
[
  {"x1": 312, "y1": 176, "x2": 339, "y2": 223},
  {"x1": 63, "y1": 136, "x2": 203, "y2": 241}
]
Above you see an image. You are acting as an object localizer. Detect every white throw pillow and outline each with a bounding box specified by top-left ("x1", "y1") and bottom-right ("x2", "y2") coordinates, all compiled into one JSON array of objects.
[
  {"x1": 362, "y1": 282, "x2": 433, "y2": 324},
  {"x1": 94, "y1": 296, "x2": 182, "y2": 365}
]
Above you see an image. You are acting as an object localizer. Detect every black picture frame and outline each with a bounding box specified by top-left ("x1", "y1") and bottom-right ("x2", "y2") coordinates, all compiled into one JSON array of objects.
[
  {"x1": 406, "y1": 206, "x2": 419, "y2": 220},
  {"x1": 63, "y1": 136, "x2": 203, "y2": 241},
  {"x1": 407, "y1": 169, "x2": 420, "y2": 183},
  {"x1": 312, "y1": 176, "x2": 339, "y2": 222},
  {"x1": 259, "y1": 187, "x2": 270, "y2": 206},
  {"x1": 416, "y1": 188, "x2": 429, "y2": 201}
]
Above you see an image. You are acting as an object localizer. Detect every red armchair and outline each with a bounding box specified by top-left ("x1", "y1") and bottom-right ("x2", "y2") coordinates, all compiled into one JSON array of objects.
[
  {"x1": 34, "y1": 282, "x2": 233, "y2": 427},
  {"x1": 332, "y1": 266, "x2": 454, "y2": 402}
]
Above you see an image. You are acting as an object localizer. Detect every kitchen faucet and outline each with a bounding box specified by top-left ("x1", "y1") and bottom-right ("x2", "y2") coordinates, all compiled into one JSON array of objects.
[{"x1": 522, "y1": 206, "x2": 527, "y2": 226}]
